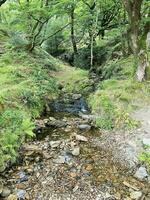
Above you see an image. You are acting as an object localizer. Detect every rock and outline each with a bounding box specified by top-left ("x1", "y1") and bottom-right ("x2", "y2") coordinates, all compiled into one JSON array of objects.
[
  {"x1": 53, "y1": 156, "x2": 65, "y2": 164},
  {"x1": 19, "y1": 171, "x2": 28, "y2": 183},
  {"x1": 1, "y1": 187, "x2": 11, "y2": 197},
  {"x1": 134, "y1": 166, "x2": 148, "y2": 181},
  {"x1": 79, "y1": 114, "x2": 95, "y2": 121},
  {"x1": 47, "y1": 119, "x2": 67, "y2": 128},
  {"x1": 75, "y1": 134, "x2": 88, "y2": 142},
  {"x1": 50, "y1": 140, "x2": 61, "y2": 148},
  {"x1": 7, "y1": 194, "x2": 18, "y2": 200},
  {"x1": 78, "y1": 124, "x2": 91, "y2": 131},
  {"x1": 130, "y1": 191, "x2": 142, "y2": 199},
  {"x1": 16, "y1": 189, "x2": 26, "y2": 199},
  {"x1": 72, "y1": 94, "x2": 82, "y2": 100},
  {"x1": 0, "y1": 180, "x2": 3, "y2": 194},
  {"x1": 23, "y1": 144, "x2": 42, "y2": 156},
  {"x1": 43, "y1": 151, "x2": 52, "y2": 159},
  {"x1": 142, "y1": 138, "x2": 150, "y2": 147},
  {"x1": 71, "y1": 147, "x2": 80, "y2": 156}
]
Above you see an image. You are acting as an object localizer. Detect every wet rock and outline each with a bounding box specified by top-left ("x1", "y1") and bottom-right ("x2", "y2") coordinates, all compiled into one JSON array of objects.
[
  {"x1": 78, "y1": 124, "x2": 91, "y2": 131},
  {"x1": 130, "y1": 191, "x2": 142, "y2": 199},
  {"x1": 50, "y1": 140, "x2": 61, "y2": 148},
  {"x1": 72, "y1": 94, "x2": 82, "y2": 100},
  {"x1": 7, "y1": 194, "x2": 18, "y2": 200},
  {"x1": 134, "y1": 166, "x2": 148, "y2": 181},
  {"x1": 1, "y1": 187, "x2": 11, "y2": 197},
  {"x1": 53, "y1": 156, "x2": 65, "y2": 164},
  {"x1": 75, "y1": 134, "x2": 88, "y2": 142},
  {"x1": 71, "y1": 147, "x2": 80, "y2": 156},
  {"x1": 142, "y1": 138, "x2": 150, "y2": 147}
]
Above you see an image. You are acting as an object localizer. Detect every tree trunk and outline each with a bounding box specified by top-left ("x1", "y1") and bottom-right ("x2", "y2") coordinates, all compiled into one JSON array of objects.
[
  {"x1": 70, "y1": 6, "x2": 78, "y2": 56},
  {"x1": 123, "y1": 0, "x2": 144, "y2": 81},
  {"x1": 0, "y1": 0, "x2": 7, "y2": 6}
]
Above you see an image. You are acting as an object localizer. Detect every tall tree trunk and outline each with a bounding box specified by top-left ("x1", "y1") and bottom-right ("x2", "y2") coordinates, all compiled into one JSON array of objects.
[
  {"x1": 123, "y1": 0, "x2": 145, "y2": 81},
  {"x1": 70, "y1": 6, "x2": 78, "y2": 57}
]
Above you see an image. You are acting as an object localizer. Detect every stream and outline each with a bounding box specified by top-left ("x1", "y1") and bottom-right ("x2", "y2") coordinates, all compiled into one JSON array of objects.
[{"x1": 1, "y1": 93, "x2": 150, "y2": 200}]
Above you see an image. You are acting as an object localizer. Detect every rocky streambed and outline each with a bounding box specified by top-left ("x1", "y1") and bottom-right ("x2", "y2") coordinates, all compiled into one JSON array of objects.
[{"x1": 1, "y1": 93, "x2": 150, "y2": 200}]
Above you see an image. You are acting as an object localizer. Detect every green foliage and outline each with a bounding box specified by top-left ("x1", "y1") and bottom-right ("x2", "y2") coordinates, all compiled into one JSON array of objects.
[
  {"x1": 139, "y1": 152, "x2": 150, "y2": 165},
  {"x1": 0, "y1": 48, "x2": 58, "y2": 170},
  {"x1": 89, "y1": 55, "x2": 150, "y2": 130}
]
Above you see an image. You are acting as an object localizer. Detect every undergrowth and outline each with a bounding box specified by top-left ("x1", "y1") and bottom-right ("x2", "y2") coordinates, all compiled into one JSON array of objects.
[
  {"x1": 89, "y1": 56, "x2": 150, "y2": 130},
  {"x1": 0, "y1": 48, "x2": 58, "y2": 171}
]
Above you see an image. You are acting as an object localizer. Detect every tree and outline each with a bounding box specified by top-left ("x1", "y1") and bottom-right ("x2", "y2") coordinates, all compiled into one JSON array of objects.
[
  {"x1": 123, "y1": 0, "x2": 149, "y2": 81},
  {"x1": 0, "y1": 0, "x2": 7, "y2": 7}
]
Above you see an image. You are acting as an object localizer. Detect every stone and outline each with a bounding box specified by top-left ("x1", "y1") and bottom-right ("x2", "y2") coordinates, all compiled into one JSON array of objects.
[
  {"x1": 130, "y1": 191, "x2": 142, "y2": 199},
  {"x1": 72, "y1": 94, "x2": 82, "y2": 100},
  {"x1": 134, "y1": 166, "x2": 148, "y2": 181},
  {"x1": 7, "y1": 194, "x2": 18, "y2": 200},
  {"x1": 16, "y1": 189, "x2": 26, "y2": 199},
  {"x1": 71, "y1": 147, "x2": 80, "y2": 156},
  {"x1": 78, "y1": 124, "x2": 91, "y2": 131},
  {"x1": 53, "y1": 156, "x2": 65, "y2": 164},
  {"x1": 23, "y1": 144, "x2": 42, "y2": 156},
  {"x1": 50, "y1": 141, "x2": 61, "y2": 148},
  {"x1": 19, "y1": 171, "x2": 28, "y2": 183},
  {"x1": 1, "y1": 187, "x2": 11, "y2": 197},
  {"x1": 75, "y1": 134, "x2": 88, "y2": 142},
  {"x1": 142, "y1": 138, "x2": 150, "y2": 147},
  {"x1": 0, "y1": 180, "x2": 3, "y2": 194},
  {"x1": 43, "y1": 151, "x2": 52, "y2": 159},
  {"x1": 47, "y1": 119, "x2": 67, "y2": 128}
]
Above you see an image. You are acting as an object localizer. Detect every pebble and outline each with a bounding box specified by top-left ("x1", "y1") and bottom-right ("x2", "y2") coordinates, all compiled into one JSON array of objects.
[
  {"x1": 130, "y1": 191, "x2": 142, "y2": 199},
  {"x1": 75, "y1": 134, "x2": 88, "y2": 142},
  {"x1": 0, "y1": 180, "x2": 3, "y2": 193},
  {"x1": 50, "y1": 141, "x2": 61, "y2": 148},
  {"x1": 71, "y1": 147, "x2": 80, "y2": 156},
  {"x1": 16, "y1": 189, "x2": 26, "y2": 199},
  {"x1": 134, "y1": 166, "x2": 148, "y2": 181},
  {"x1": 1, "y1": 187, "x2": 11, "y2": 197}
]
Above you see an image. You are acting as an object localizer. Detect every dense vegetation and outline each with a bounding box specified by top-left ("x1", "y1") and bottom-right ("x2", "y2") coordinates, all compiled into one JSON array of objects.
[{"x1": 0, "y1": 0, "x2": 150, "y2": 169}]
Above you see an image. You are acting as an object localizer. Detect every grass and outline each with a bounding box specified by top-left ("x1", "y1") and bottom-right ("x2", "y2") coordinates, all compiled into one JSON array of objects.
[
  {"x1": 0, "y1": 45, "x2": 89, "y2": 171},
  {"x1": 54, "y1": 63, "x2": 89, "y2": 94},
  {"x1": 89, "y1": 55, "x2": 150, "y2": 130},
  {"x1": 0, "y1": 48, "x2": 59, "y2": 171}
]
